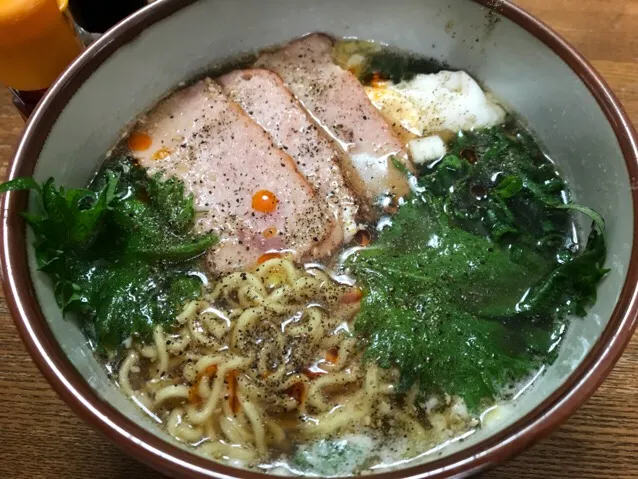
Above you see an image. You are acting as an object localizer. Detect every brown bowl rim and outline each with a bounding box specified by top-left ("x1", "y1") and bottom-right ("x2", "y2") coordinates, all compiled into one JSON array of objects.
[{"x1": 2, "y1": 0, "x2": 638, "y2": 478}]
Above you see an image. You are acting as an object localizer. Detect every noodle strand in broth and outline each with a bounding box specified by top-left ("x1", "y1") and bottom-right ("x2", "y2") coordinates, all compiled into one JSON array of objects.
[{"x1": 118, "y1": 258, "x2": 474, "y2": 465}]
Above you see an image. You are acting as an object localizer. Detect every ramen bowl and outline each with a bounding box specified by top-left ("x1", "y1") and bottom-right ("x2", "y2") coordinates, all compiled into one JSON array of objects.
[{"x1": 2, "y1": 0, "x2": 637, "y2": 477}]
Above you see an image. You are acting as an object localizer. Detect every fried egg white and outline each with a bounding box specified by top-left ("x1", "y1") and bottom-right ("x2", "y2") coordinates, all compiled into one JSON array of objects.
[{"x1": 365, "y1": 71, "x2": 505, "y2": 137}]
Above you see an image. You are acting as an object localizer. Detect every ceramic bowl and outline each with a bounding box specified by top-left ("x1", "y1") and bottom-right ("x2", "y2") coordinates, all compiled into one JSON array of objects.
[{"x1": 2, "y1": 0, "x2": 638, "y2": 478}]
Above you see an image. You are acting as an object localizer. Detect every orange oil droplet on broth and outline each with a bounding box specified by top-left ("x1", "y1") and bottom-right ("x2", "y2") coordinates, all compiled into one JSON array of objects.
[
  {"x1": 383, "y1": 202, "x2": 399, "y2": 215},
  {"x1": 354, "y1": 229, "x2": 371, "y2": 246},
  {"x1": 257, "y1": 252, "x2": 283, "y2": 264},
  {"x1": 262, "y1": 226, "x2": 278, "y2": 239},
  {"x1": 325, "y1": 347, "x2": 339, "y2": 364},
  {"x1": 286, "y1": 382, "x2": 307, "y2": 406},
  {"x1": 151, "y1": 147, "x2": 172, "y2": 160},
  {"x1": 252, "y1": 189, "x2": 278, "y2": 213},
  {"x1": 460, "y1": 148, "x2": 478, "y2": 164},
  {"x1": 341, "y1": 287, "x2": 363, "y2": 304},
  {"x1": 127, "y1": 132, "x2": 152, "y2": 152}
]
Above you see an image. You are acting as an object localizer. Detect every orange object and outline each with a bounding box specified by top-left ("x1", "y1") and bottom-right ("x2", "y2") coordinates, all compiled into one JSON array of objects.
[
  {"x1": 285, "y1": 382, "x2": 307, "y2": 406},
  {"x1": 201, "y1": 364, "x2": 218, "y2": 379},
  {"x1": 370, "y1": 72, "x2": 389, "y2": 88},
  {"x1": 325, "y1": 347, "x2": 339, "y2": 364},
  {"x1": 127, "y1": 132, "x2": 153, "y2": 152},
  {"x1": 226, "y1": 370, "x2": 240, "y2": 414},
  {"x1": 257, "y1": 252, "x2": 282, "y2": 264},
  {"x1": 341, "y1": 287, "x2": 363, "y2": 304},
  {"x1": 151, "y1": 147, "x2": 172, "y2": 160},
  {"x1": 0, "y1": 0, "x2": 83, "y2": 92},
  {"x1": 188, "y1": 384, "x2": 201, "y2": 406},
  {"x1": 262, "y1": 226, "x2": 278, "y2": 239},
  {"x1": 251, "y1": 189, "x2": 278, "y2": 213},
  {"x1": 354, "y1": 229, "x2": 371, "y2": 246},
  {"x1": 188, "y1": 364, "x2": 218, "y2": 406}
]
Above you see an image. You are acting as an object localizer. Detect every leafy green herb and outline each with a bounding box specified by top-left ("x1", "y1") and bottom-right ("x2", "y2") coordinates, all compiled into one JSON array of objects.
[
  {"x1": 146, "y1": 175, "x2": 196, "y2": 233},
  {"x1": 361, "y1": 49, "x2": 445, "y2": 84},
  {"x1": 331, "y1": 39, "x2": 446, "y2": 84},
  {"x1": 512, "y1": 228, "x2": 608, "y2": 318},
  {"x1": 109, "y1": 197, "x2": 215, "y2": 262},
  {"x1": 493, "y1": 175, "x2": 523, "y2": 199},
  {"x1": 0, "y1": 177, "x2": 41, "y2": 194},
  {"x1": 348, "y1": 124, "x2": 607, "y2": 409},
  {"x1": 350, "y1": 197, "x2": 553, "y2": 408},
  {"x1": 84, "y1": 262, "x2": 203, "y2": 350},
  {"x1": 1, "y1": 157, "x2": 216, "y2": 352},
  {"x1": 556, "y1": 203, "x2": 605, "y2": 236},
  {"x1": 419, "y1": 122, "x2": 574, "y2": 247}
]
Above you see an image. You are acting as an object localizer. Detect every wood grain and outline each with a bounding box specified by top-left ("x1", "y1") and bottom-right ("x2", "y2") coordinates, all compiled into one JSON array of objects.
[{"x1": 0, "y1": 1, "x2": 637, "y2": 477}]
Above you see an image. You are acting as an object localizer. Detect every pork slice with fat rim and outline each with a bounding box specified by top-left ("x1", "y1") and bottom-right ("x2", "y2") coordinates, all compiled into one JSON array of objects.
[
  {"x1": 131, "y1": 78, "x2": 332, "y2": 274},
  {"x1": 218, "y1": 68, "x2": 359, "y2": 256},
  {"x1": 255, "y1": 33, "x2": 413, "y2": 204}
]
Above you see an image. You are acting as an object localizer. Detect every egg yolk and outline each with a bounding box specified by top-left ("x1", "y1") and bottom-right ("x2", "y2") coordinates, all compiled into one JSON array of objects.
[
  {"x1": 127, "y1": 132, "x2": 152, "y2": 151},
  {"x1": 252, "y1": 189, "x2": 278, "y2": 213}
]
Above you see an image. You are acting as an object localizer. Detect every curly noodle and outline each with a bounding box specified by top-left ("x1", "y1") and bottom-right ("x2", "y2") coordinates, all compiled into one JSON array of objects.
[{"x1": 117, "y1": 259, "x2": 472, "y2": 465}]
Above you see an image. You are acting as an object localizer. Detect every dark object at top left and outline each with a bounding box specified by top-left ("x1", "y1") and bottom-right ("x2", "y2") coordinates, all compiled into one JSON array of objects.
[{"x1": 68, "y1": 0, "x2": 148, "y2": 33}]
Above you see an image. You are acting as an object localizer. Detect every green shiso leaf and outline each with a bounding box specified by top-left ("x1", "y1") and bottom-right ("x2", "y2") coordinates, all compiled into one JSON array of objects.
[
  {"x1": 0, "y1": 156, "x2": 216, "y2": 352},
  {"x1": 347, "y1": 124, "x2": 607, "y2": 409}
]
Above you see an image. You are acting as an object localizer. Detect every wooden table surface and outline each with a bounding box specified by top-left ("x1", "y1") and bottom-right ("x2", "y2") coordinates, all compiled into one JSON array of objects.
[{"x1": 1, "y1": 1, "x2": 637, "y2": 477}]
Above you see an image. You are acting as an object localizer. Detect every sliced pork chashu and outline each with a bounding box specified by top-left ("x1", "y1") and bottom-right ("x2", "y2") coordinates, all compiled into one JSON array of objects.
[
  {"x1": 132, "y1": 79, "x2": 331, "y2": 274},
  {"x1": 255, "y1": 33, "x2": 413, "y2": 203},
  {"x1": 219, "y1": 68, "x2": 359, "y2": 255}
]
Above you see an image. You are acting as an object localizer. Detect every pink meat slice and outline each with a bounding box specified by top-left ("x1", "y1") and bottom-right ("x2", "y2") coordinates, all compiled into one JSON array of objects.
[
  {"x1": 218, "y1": 68, "x2": 359, "y2": 256},
  {"x1": 255, "y1": 33, "x2": 413, "y2": 203},
  {"x1": 131, "y1": 78, "x2": 331, "y2": 274}
]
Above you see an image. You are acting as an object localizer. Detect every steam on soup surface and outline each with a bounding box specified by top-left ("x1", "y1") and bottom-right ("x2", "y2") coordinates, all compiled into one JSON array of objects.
[{"x1": 1, "y1": 34, "x2": 608, "y2": 476}]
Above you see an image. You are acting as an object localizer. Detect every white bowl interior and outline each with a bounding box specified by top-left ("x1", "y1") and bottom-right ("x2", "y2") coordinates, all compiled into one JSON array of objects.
[{"x1": 26, "y1": 0, "x2": 632, "y2": 472}]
